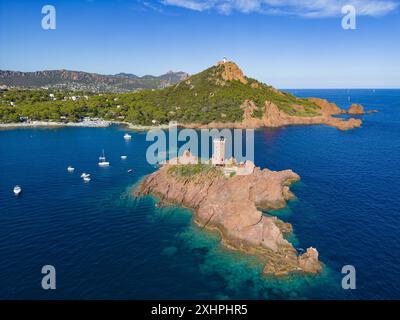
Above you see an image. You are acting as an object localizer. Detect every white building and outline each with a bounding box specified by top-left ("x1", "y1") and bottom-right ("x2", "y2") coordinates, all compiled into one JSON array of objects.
[
  {"x1": 223, "y1": 160, "x2": 255, "y2": 176},
  {"x1": 212, "y1": 137, "x2": 225, "y2": 166}
]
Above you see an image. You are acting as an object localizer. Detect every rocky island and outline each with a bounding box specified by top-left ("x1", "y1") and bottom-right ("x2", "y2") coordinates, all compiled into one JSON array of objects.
[
  {"x1": 135, "y1": 148, "x2": 322, "y2": 277},
  {"x1": 348, "y1": 103, "x2": 365, "y2": 115}
]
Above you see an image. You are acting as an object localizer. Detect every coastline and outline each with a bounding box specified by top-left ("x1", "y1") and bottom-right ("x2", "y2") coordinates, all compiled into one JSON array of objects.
[
  {"x1": 0, "y1": 117, "x2": 361, "y2": 131},
  {"x1": 0, "y1": 120, "x2": 111, "y2": 129},
  {"x1": 1, "y1": 97, "x2": 363, "y2": 131},
  {"x1": 0, "y1": 120, "x2": 171, "y2": 131}
]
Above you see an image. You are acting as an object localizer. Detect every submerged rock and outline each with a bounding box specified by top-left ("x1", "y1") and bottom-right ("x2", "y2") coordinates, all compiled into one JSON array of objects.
[
  {"x1": 135, "y1": 164, "x2": 323, "y2": 277},
  {"x1": 162, "y1": 246, "x2": 178, "y2": 256}
]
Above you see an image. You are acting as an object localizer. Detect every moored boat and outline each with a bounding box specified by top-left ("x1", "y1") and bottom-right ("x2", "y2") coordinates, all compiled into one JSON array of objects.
[
  {"x1": 98, "y1": 149, "x2": 110, "y2": 167},
  {"x1": 13, "y1": 185, "x2": 22, "y2": 195}
]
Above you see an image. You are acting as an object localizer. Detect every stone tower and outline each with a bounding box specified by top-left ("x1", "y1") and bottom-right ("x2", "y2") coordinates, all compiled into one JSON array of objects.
[{"x1": 212, "y1": 137, "x2": 225, "y2": 166}]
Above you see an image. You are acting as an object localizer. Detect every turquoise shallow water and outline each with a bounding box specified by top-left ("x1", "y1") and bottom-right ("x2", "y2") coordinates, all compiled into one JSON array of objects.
[{"x1": 0, "y1": 89, "x2": 399, "y2": 299}]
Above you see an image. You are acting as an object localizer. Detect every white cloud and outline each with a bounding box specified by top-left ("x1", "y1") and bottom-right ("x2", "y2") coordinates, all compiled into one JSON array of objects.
[
  {"x1": 161, "y1": 0, "x2": 212, "y2": 11},
  {"x1": 159, "y1": 0, "x2": 399, "y2": 17}
]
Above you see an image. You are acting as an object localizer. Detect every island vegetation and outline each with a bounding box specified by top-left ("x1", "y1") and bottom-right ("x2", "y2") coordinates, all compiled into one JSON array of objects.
[{"x1": 167, "y1": 164, "x2": 223, "y2": 181}]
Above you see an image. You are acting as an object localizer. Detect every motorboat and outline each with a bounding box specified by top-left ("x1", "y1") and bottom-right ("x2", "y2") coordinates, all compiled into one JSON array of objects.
[
  {"x1": 127, "y1": 169, "x2": 134, "y2": 173},
  {"x1": 121, "y1": 155, "x2": 127, "y2": 160},
  {"x1": 13, "y1": 185, "x2": 22, "y2": 196},
  {"x1": 124, "y1": 133, "x2": 132, "y2": 140},
  {"x1": 81, "y1": 173, "x2": 90, "y2": 178},
  {"x1": 67, "y1": 166, "x2": 75, "y2": 172},
  {"x1": 98, "y1": 150, "x2": 110, "y2": 167},
  {"x1": 83, "y1": 176, "x2": 91, "y2": 182}
]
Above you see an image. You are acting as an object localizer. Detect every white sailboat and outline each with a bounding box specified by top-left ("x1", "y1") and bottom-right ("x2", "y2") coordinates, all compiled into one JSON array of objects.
[
  {"x1": 13, "y1": 185, "x2": 22, "y2": 195},
  {"x1": 81, "y1": 173, "x2": 90, "y2": 178},
  {"x1": 83, "y1": 176, "x2": 91, "y2": 182},
  {"x1": 98, "y1": 150, "x2": 110, "y2": 167}
]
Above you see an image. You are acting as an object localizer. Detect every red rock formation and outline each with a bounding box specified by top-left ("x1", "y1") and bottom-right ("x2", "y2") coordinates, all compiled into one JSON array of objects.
[
  {"x1": 184, "y1": 97, "x2": 362, "y2": 131},
  {"x1": 135, "y1": 165, "x2": 323, "y2": 276},
  {"x1": 308, "y1": 97, "x2": 344, "y2": 115},
  {"x1": 297, "y1": 247, "x2": 323, "y2": 274},
  {"x1": 261, "y1": 100, "x2": 362, "y2": 131},
  {"x1": 348, "y1": 103, "x2": 365, "y2": 115},
  {"x1": 219, "y1": 62, "x2": 248, "y2": 85}
]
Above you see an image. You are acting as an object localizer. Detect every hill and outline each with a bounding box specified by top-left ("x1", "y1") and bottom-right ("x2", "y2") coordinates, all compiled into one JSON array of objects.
[
  {"x1": 110, "y1": 60, "x2": 361, "y2": 129},
  {"x1": 124, "y1": 61, "x2": 322, "y2": 124}
]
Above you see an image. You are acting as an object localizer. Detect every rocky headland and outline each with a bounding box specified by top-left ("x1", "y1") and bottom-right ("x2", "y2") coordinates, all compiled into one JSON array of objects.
[
  {"x1": 181, "y1": 62, "x2": 362, "y2": 131},
  {"x1": 135, "y1": 163, "x2": 323, "y2": 276},
  {"x1": 184, "y1": 97, "x2": 361, "y2": 131}
]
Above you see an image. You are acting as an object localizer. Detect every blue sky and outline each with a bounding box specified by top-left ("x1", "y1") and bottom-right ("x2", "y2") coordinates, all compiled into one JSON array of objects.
[{"x1": 0, "y1": 0, "x2": 399, "y2": 88}]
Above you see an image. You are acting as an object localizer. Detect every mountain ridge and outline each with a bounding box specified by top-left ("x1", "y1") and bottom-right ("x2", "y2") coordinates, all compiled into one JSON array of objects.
[{"x1": 0, "y1": 69, "x2": 189, "y2": 92}]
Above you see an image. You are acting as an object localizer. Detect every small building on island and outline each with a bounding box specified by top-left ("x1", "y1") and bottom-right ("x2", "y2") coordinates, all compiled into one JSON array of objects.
[
  {"x1": 212, "y1": 137, "x2": 225, "y2": 166},
  {"x1": 164, "y1": 137, "x2": 255, "y2": 177}
]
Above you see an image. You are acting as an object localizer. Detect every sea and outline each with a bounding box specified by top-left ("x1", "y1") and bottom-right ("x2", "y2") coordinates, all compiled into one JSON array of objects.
[{"x1": 0, "y1": 89, "x2": 399, "y2": 300}]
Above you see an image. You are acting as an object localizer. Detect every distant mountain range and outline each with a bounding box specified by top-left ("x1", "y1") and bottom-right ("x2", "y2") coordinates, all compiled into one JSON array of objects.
[{"x1": 0, "y1": 69, "x2": 189, "y2": 92}]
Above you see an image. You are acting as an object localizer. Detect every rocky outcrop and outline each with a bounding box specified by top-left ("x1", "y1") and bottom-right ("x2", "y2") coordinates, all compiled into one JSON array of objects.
[
  {"x1": 219, "y1": 62, "x2": 248, "y2": 85},
  {"x1": 297, "y1": 247, "x2": 323, "y2": 273},
  {"x1": 348, "y1": 103, "x2": 365, "y2": 115},
  {"x1": 186, "y1": 98, "x2": 362, "y2": 131},
  {"x1": 262, "y1": 100, "x2": 362, "y2": 131},
  {"x1": 135, "y1": 164, "x2": 323, "y2": 276},
  {"x1": 308, "y1": 97, "x2": 344, "y2": 115}
]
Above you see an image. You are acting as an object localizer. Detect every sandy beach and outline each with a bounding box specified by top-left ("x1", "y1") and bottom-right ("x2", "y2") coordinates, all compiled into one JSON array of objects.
[{"x1": 0, "y1": 120, "x2": 174, "y2": 131}]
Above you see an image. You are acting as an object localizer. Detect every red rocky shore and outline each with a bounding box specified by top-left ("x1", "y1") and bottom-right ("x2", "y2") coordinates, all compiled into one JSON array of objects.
[{"x1": 135, "y1": 164, "x2": 323, "y2": 276}]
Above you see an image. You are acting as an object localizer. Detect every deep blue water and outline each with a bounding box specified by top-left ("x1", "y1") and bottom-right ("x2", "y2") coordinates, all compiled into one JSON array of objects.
[{"x1": 0, "y1": 89, "x2": 399, "y2": 299}]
